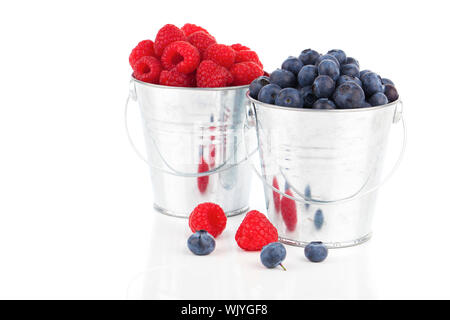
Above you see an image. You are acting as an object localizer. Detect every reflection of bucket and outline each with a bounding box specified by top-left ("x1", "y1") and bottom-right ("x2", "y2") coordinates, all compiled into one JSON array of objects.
[
  {"x1": 247, "y1": 94, "x2": 406, "y2": 248},
  {"x1": 125, "y1": 77, "x2": 252, "y2": 218}
]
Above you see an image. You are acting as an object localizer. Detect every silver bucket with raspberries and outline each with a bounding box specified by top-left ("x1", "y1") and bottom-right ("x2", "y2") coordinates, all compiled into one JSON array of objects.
[{"x1": 245, "y1": 49, "x2": 406, "y2": 248}]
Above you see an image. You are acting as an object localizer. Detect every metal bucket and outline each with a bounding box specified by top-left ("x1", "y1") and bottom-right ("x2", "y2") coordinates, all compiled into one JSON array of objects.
[
  {"x1": 125, "y1": 77, "x2": 253, "y2": 218},
  {"x1": 246, "y1": 94, "x2": 406, "y2": 248}
]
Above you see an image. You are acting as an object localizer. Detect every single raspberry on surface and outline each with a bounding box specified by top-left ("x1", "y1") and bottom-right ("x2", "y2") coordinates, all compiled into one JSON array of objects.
[
  {"x1": 281, "y1": 189, "x2": 298, "y2": 232},
  {"x1": 133, "y1": 56, "x2": 162, "y2": 84},
  {"x1": 272, "y1": 177, "x2": 281, "y2": 213},
  {"x1": 235, "y1": 210, "x2": 278, "y2": 251},
  {"x1": 204, "y1": 44, "x2": 236, "y2": 69},
  {"x1": 197, "y1": 156, "x2": 209, "y2": 194},
  {"x1": 159, "y1": 69, "x2": 196, "y2": 87},
  {"x1": 196, "y1": 60, "x2": 233, "y2": 88},
  {"x1": 231, "y1": 43, "x2": 250, "y2": 51},
  {"x1": 161, "y1": 41, "x2": 200, "y2": 74},
  {"x1": 189, "y1": 203, "x2": 227, "y2": 238},
  {"x1": 154, "y1": 24, "x2": 187, "y2": 56},
  {"x1": 129, "y1": 40, "x2": 155, "y2": 69},
  {"x1": 187, "y1": 31, "x2": 216, "y2": 56},
  {"x1": 230, "y1": 62, "x2": 264, "y2": 86},
  {"x1": 181, "y1": 23, "x2": 210, "y2": 36},
  {"x1": 235, "y1": 50, "x2": 263, "y2": 68}
]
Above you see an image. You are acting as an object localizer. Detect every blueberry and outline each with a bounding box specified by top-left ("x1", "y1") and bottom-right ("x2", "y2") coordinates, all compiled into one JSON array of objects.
[
  {"x1": 312, "y1": 75, "x2": 335, "y2": 98},
  {"x1": 340, "y1": 63, "x2": 360, "y2": 78},
  {"x1": 361, "y1": 101, "x2": 372, "y2": 108},
  {"x1": 318, "y1": 59, "x2": 340, "y2": 81},
  {"x1": 270, "y1": 68, "x2": 297, "y2": 88},
  {"x1": 249, "y1": 76, "x2": 270, "y2": 99},
  {"x1": 260, "y1": 242, "x2": 287, "y2": 269},
  {"x1": 359, "y1": 69, "x2": 371, "y2": 79},
  {"x1": 369, "y1": 92, "x2": 389, "y2": 106},
  {"x1": 304, "y1": 241, "x2": 328, "y2": 262},
  {"x1": 312, "y1": 98, "x2": 336, "y2": 109},
  {"x1": 381, "y1": 78, "x2": 395, "y2": 86},
  {"x1": 281, "y1": 56, "x2": 303, "y2": 75},
  {"x1": 333, "y1": 82, "x2": 365, "y2": 109},
  {"x1": 384, "y1": 84, "x2": 399, "y2": 102},
  {"x1": 299, "y1": 49, "x2": 320, "y2": 65},
  {"x1": 258, "y1": 84, "x2": 281, "y2": 104},
  {"x1": 297, "y1": 65, "x2": 318, "y2": 87},
  {"x1": 314, "y1": 209, "x2": 324, "y2": 229},
  {"x1": 361, "y1": 72, "x2": 384, "y2": 96},
  {"x1": 345, "y1": 57, "x2": 359, "y2": 67},
  {"x1": 316, "y1": 54, "x2": 340, "y2": 67},
  {"x1": 298, "y1": 86, "x2": 317, "y2": 107},
  {"x1": 327, "y1": 49, "x2": 347, "y2": 65},
  {"x1": 337, "y1": 75, "x2": 362, "y2": 87},
  {"x1": 275, "y1": 88, "x2": 303, "y2": 108},
  {"x1": 187, "y1": 230, "x2": 215, "y2": 255}
]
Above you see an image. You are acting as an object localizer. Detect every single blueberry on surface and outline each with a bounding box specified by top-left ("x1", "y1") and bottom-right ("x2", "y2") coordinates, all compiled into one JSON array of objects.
[
  {"x1": 297, "y1": 65, "x2": 318, "y2": 87},
  {"x1": 359, "y1": 69, "x2": 371, "y2": 79},
  {"x1": 369, "y1": 92, "x2": 389, "y2": 106},
  {"x1": 313, "y1": 98, "x2": 336, "y2": 109},
  {"x1": 337, "y1": 75, "x2": 362, "y2": 87},
  {"x1": 362, "y1": 72, "x2": 384, "y2": 96},
  {"x1": 269, "y1": 68, "x2": 297, "y2": 88},
  {"x1": 299, "y1": 49, "x2": 320, "y2": 65},
  {"x1": 341, "y1": 63, "x2": 360, "y2": 78},
  {"x1": 314, "y1": 209, "x2": 324, "y2": 230},
  {"x1": 260, "y1": 242, "x2": 287, "y2": 270},
  {"x1": 384, "y1": 84, "x2": 399, "y2": 102},
  {"x1": 187, "y1": 230, "x2": 216, "y2": 256},
  {"x1": 316, "y1": 54, "x2": 340, "y2": 67},
  {"x1": 312, "y1": 75, "x2": 335, "y2": 98},
  {"x1": 298, "y1": 86, "x2": 317, "y2": 107},
  {"x1": 304, "y1": 241, "x2": 328, "y2": 263},
  {"x1": 275, "y1": 88, "x2": 304, "y2": 108},
  {"x1": 318, "y1": 59, "x2": 340, "y2": 81},
  {"x1": 333, "y1": 82, "x2": 365, "y2": 109},
  {"x1": 382, "y1": 78, "x2": 395, "y2": 86},
  {"x1": 249, "y1": 76, "x2": 270, "y2": 99},
  {"x1": 258, "y1": 84, "x2": 281, "y2": 104},
  {"x1": 345, "y1": 57, "x2": 359, "y2": 67},
  {"x1": 327, "y1": 49, "x2": 347, "y2": 65},
  {"x1": 282, "y1": 57, "x2": 303, "y2": 75}
]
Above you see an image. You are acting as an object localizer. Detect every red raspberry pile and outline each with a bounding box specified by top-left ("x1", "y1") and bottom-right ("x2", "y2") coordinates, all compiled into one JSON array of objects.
[{"x1": 129, "y1": 23, "x2": 264, "y2": 88}]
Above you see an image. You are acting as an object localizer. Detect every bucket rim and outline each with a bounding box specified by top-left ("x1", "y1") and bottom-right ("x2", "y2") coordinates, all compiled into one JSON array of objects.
[
  {"x1": 131, "y1": 76, "x2": 249, "y2": 92},
  {"x1": 247, "y1": 91, "x2": 400, "y2": 113}
]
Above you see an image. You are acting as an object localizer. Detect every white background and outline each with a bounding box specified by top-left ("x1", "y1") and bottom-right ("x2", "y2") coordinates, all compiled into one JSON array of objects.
[{"x1": 0, "y1": 0, "x2": 449, "y2": 299}]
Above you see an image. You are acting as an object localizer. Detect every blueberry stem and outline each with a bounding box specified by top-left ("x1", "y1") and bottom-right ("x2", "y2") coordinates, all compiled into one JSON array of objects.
[{"x1": 279, "y1": 263, "x2": 287, "y2": 271}]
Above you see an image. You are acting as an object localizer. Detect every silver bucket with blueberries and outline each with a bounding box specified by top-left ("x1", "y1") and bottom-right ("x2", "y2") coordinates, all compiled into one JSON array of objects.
[
  {"x1": 246, "y1": 94, "x2": 406, "y2": 248},
  {"x1": 125, "y1": 77, "x2": 254, "y2": 217}
]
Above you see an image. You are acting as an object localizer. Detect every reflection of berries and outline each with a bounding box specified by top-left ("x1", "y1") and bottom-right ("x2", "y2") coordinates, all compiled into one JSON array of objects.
[
  {"x1": 197, "y1": 156, "x2": 209, "y2": 194},
  {"x1": 154, "y1": 24, "x2": 187, "y2": 56},
  {"x1": 272, "y1": 177, "x2": 281, "y2": 213},
  {"x1": 187, "y1": 31, "x2": 216, "y2": 56},
  {"x1": 159, "y1": 69, "x2": 196, "y2": 87},
  {"x1": 129, "y1": 40, "x2": 155, "y2": 68},
  {"x1": 204, "y1": 44, "x2": 236, "y2": 69},
  {"x1": 235, "y1": 210, "x2": 278, "y2": 251},
  {"x1": 181, "y1": 23, "x2": 210, "y2": 36},
  {"x1": 281, "y1": 189, "x2": 297, "y2": 232},
  {"x1": 133, "y1": 56, "x2": 162, "y2": 84},
  {"x1": 314, "y1": 209, "x2": 324, "y2": 230},
  {"x1": 230, "y1": 62, "x2": 264, "y2": 86},
  {"x1": 231, "y1": 43, "x2": 250, "y2": 51},
  {"x1": 161, "y1": 41, "x2": 200, "y2": 74},
  {"x1": 189, "y1": 203, "x2": 227, "y2": 238},
  {"x1": 235, "y1": 50, "x2": 263, "y2": 68},
  {"x1": 196, "y1": 60, "x2": 233, "y2": 88}
]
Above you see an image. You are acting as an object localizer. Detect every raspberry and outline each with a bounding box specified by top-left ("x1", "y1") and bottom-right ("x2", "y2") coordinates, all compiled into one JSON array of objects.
[
  {"x1": 281, "y1": 189, "x2": 297, "y2": 232},
  {"x1": 154, "y1": 24, "x2": 187, "y2": 56},
  {"x1": 187, "y1": 31, "x2": 216, "y2": 56},
  {"x1": 189, "y1": 203, "x2": 227, "y2": 238},
  {"x1": 235, "y1": 50, "x2": 263, "y2": 68},
  {"x1": 161, "y1": 41, "x2": 200, "y2": 74},
  {"x1": 231, "y1": 43, "x2": 250, "y2": 51},
  {"x1": 129, "y1": 40, "x2": 155, "y2": 69},
  {"x1": 272, "y1": 177, "x2": 281, "y2": 213},
  {"x1": 133, "y1": 56, "x2": 162, "y2": 84},
  {"x1": 230, "y1": 62, "x2": 264, "y2": 86},
  {"x1": 159, "y1": 69, "x2": 196, "y2": 87},
  {"x1": 181, "y1": 23, "x2": 210, "y2": 36},
  {"x1": 196, "y1": 60, "x2": 233, "y2": 88},
  {"x1": 204, "y1": 44, "x2": 236, "y2": 69},
  {"x1": 197, "y1": 157, "x2": 209, "y2": 194},
  {"x1": 235, "y1": 210, "x2": 278, "y2": 251}
]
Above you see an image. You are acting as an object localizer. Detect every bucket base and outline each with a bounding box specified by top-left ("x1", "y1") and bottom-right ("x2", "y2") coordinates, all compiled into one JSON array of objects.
[
  {"x1": 278, "y1": 232, "x2": 372, "y2": 249},
  {"x1": 153, "y1": 203, "x2": 249, "y2": 219}
]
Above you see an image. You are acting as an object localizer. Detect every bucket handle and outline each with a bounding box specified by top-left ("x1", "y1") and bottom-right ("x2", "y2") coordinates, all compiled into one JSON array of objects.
[
  {"x1": 125, "y1": 80, "x2": 257, "y2": 178},
  {"x1": 244, "y1": 100, "x2": 407, "y2": 206}
]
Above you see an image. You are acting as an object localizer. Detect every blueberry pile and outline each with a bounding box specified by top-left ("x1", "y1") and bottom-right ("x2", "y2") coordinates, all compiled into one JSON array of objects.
[{"x1": 249, "y1": 49, "x2": 399, "y2": 109}]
